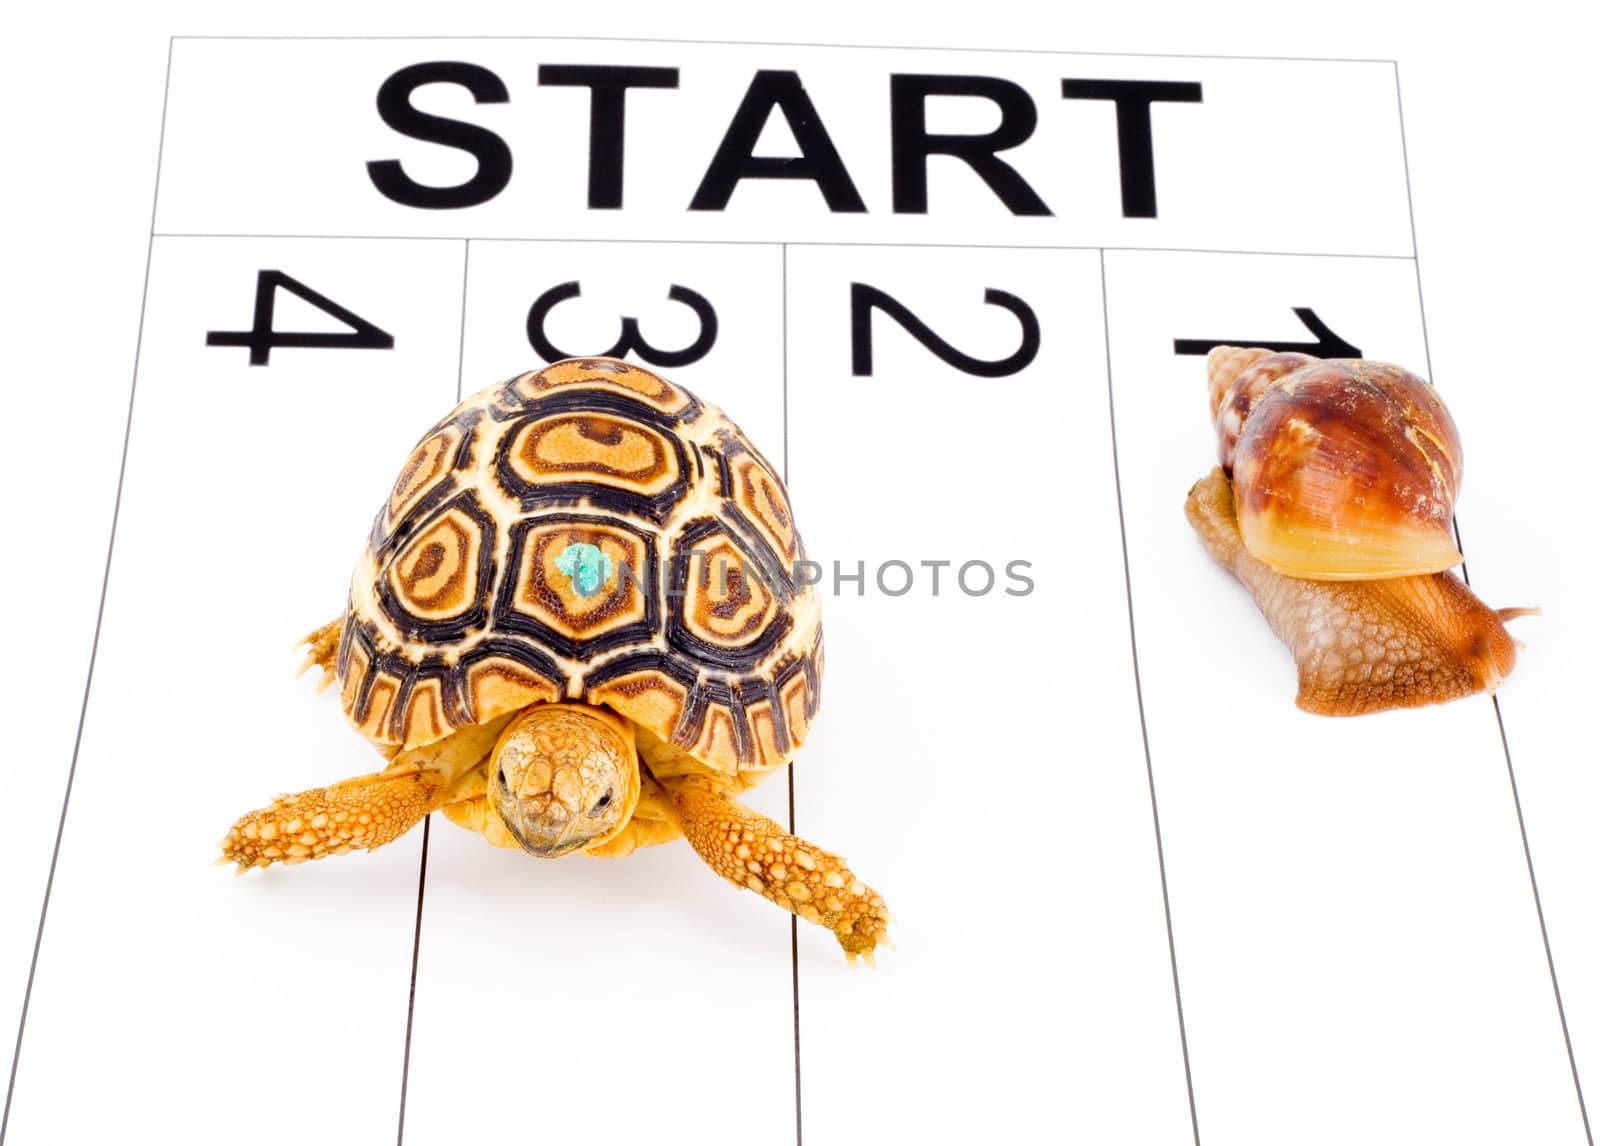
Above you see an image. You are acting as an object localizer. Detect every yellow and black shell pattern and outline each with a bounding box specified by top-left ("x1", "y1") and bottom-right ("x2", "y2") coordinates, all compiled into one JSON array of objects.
[{"x1": 336, "y1": 358, "x2": 822, "y2": 778}]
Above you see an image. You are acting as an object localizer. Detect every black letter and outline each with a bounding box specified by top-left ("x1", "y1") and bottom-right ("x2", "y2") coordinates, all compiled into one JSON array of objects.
[
  {"x1": 1061, "y1": 78, "x2": 1202, "y2": 218},
  {"x1": 367, "y1": 62, "x2": 513, "y2": 209},
  {"x1": 538, "y1": 65, "x2": 679, "y2": 209},
  {"x1": 690, "y1": 70, "x2": 866, "y2": 211},
  {"x1": 890, "y1": 74, "x2": 1050, "y2": 215}
]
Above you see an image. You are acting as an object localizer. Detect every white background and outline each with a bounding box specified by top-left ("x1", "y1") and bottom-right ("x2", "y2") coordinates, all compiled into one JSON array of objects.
[{"x1": 2, "y1": 5, "x2": 1595, "y2": 1146}]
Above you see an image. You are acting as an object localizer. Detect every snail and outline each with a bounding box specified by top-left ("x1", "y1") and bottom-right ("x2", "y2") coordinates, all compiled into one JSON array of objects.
[{"x1": 1186, "y1": 346, "x2": 1537, "y2": 716}]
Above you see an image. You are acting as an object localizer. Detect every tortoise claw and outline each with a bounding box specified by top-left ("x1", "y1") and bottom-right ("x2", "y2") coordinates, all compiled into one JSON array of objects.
[{"x1": 845, "y1": 949, "x2": 878, "y2": 970}]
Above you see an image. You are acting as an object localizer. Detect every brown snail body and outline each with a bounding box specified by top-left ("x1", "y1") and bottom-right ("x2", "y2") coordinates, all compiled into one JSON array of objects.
[{"x1": 1192, "y1": 346, "x2": 1534, "y2": 716}]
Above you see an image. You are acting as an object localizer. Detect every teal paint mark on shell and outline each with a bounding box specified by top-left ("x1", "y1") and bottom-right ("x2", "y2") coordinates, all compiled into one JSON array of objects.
[{"x1": 555, "y1": 542, "x2": 612, "y2": 598}]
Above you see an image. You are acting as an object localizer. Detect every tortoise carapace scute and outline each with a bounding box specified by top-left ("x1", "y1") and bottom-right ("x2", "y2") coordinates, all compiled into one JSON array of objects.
[{"x1": 339, "y1": 357, "x2": 822, "y2": 775}]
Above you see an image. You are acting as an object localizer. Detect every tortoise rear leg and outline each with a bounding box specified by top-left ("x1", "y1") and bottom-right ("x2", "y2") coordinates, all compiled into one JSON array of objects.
[
  {"x1": 296, "y1": 618, "x2": 342, "y2": 692},
  {"x1": 661, "y1": 774, "x2": 891, "y2": 965}
]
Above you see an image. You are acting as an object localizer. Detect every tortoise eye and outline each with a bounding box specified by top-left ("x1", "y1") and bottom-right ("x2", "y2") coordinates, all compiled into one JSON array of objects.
[{"x1": 590, "y1": 789, "x2": 614, "y2": 815}]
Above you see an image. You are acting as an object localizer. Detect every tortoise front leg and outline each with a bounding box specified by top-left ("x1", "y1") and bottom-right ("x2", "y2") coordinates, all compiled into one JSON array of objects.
[
  {"x1": 660, "y1": 774, "x2": 891, "y2": 964},
  {"x1": 219, "y1": 760, "x2": 445, "y2": 872},
  {"x1": 220, "y1": 717, "x2": 508, "y2": 873}
]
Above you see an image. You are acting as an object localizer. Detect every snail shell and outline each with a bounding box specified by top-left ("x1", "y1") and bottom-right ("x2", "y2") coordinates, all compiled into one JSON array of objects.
[{"x1": 1207, "y1": 346, "x2": 1464, "y2": 581}]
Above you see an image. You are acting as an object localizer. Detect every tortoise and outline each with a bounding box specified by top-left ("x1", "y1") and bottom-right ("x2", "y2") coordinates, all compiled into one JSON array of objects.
[{"x1": 219, "y1": 357, "x2": 890, "y2": 962}]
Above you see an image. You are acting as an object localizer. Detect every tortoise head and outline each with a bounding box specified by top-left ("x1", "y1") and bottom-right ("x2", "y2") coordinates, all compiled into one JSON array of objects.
[{"x1": 488, "y1": 703, "x2": 639, "y2": 857}]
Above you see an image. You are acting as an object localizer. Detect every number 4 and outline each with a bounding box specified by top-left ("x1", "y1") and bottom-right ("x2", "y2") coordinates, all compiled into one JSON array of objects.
[{"x1": 207, "y1": 270, "x2": 395, "y2": 365}]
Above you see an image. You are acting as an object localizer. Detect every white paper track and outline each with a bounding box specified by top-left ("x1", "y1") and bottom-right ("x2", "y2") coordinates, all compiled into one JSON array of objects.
[{"x1": 1, "y1": 34, "x2": 1590, "y2": 1146}]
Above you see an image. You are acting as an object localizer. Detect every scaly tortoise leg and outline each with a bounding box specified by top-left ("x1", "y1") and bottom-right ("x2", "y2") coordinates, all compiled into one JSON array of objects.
[
  {"x1": 219, "y1": 761, "x2": 446, "y2": 872},
  {"x1": 296, "y1": 618, "x2": 343, "y2": 692},
  {"x1": 660, "y1": 773, "x2": 891, "y2": 965},
  {"x1": 219, "y1": 718, "x2": 508, "y2": 873}
]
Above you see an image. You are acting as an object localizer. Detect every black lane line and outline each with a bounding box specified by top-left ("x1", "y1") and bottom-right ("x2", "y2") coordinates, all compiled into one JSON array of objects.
[
  {"x1": 781, "y1": 242, "x2": 804, "y2": 1146},
  {"x1": 1393, "y1": 63, "x2": 1592, "y2": 1146},
  {"x1": 396, "y1": 237, "x2": 473, "y2": 1146},
  {"x1": 153, "y1": 232, "x2": 1414, "y2": 261},
  {"x1": 0, "y1": 38, "x2": 176, "y2": 1146},
  {"x1": 1098, "y1": 249, "x2": 1202, "y2": 1146},
  {"x1": 395, "y1": 815, "x2": 432, "y2": 1146},
  {"x1": 455, "y1": 239, "x2": 473, "y2": 396}
]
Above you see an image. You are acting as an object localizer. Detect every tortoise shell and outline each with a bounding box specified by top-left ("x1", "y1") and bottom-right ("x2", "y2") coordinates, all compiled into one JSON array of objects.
[{"x1": 336, "y1": 358, "x2": 822, "y2": 777}]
